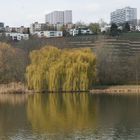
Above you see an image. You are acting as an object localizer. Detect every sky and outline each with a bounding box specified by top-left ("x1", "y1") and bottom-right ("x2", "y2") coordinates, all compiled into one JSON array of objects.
[{"x1": 0, "y1": 0, "x2": 139, "y2": 27}]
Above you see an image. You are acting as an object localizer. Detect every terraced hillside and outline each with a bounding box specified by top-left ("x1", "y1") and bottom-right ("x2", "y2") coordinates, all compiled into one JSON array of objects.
[
  {"x1": 94, "y1": 38, "x2": 140, "y2": 85},
  {"x1": 101, "y1": 39, "x2": 140, "y2": 55},
  {"x1": 43, "y1": 36, "x2": 140, "y2": 85},
  {"x1": 15, "y1": 35, "x2": 140, "y2": 85},
  {"x1": 41, "y1": 36, "x2": 140, "y2": 56},
  {"x1": 14, "y1": 35, "x2": 98, "y2": 52}
]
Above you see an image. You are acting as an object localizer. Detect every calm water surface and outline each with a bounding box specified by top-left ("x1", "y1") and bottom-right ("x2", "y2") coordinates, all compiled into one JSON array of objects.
[{"x1": 0, "y1": 93, "x2": 140, "y2": 140}]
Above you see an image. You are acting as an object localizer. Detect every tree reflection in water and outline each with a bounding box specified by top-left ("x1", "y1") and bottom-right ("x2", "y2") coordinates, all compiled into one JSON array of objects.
[
  {"x1": 27, "y1": 93, "x2": 98, "y2": 133},
  {"x1": 0, "y1": 93, "x2": 140, "y2": 139}
]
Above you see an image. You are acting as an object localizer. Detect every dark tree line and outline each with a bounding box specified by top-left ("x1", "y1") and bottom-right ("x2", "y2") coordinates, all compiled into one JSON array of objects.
[{"x1": 110, "y1": 22, "x2": 130, "y2": 36}]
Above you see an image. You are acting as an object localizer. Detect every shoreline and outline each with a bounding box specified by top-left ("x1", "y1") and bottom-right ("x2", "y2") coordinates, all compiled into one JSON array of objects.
[
  {"x1": 90, "y1": 85, "x2": 140, "y2": 94},
  {"x1": 1, "y1": 83, "x2": 140, "y2": 94},
  {"x1": 0, "y1": 83, "x2": 31, "y2": 94}
]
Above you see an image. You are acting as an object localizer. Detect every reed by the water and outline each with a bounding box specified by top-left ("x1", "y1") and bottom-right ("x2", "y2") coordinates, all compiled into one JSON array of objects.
[
  {"x1": 90, "y1": 85, "x2": 140, "y2": 94},
  {"x1": 0, "y1": 82, "x2": 28, "y2": 94}
]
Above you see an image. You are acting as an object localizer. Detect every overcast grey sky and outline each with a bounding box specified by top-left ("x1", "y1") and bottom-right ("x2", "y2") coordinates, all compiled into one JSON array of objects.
[{"x1": 0, "y1": 0, "x2": 139, "y2": 27}]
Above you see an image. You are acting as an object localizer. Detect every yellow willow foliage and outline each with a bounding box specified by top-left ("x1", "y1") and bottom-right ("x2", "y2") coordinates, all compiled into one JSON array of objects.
[{"x1": 26, "y1": 46, "x2": 96, "y2": 92}]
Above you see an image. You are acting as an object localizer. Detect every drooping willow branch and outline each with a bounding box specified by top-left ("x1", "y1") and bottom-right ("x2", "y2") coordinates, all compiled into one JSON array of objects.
[{"x1": 26, "y1": 46, "x2": 96, "y2": 92}]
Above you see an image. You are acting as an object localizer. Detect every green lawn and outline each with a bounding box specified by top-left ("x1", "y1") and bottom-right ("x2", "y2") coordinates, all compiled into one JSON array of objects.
[{"x1": 119, "y1": 32, "x2": 140, "y2": 41}]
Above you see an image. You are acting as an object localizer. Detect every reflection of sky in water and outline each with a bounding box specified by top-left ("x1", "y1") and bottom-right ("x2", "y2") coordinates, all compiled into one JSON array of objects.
[{"x1": 0, "y1": 94, "x2": 140, "y2": 139}]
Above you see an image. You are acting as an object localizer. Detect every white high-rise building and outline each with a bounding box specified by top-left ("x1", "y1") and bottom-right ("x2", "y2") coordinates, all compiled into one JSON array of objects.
[
  {"x1": 111, "y1": 7, "x2": 137, "y2": 25},
  {"x1": 0, "y1": 22, "x2": 4, "y2": 31},
  {"x1": 45, "y1": 10, "x2": 72, "y2": 25},
  {"x1": 64, "y1": 10, "x2": 72, "y2": 24}
]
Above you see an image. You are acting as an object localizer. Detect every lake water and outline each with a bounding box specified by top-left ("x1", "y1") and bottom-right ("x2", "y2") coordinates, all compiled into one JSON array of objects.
[{"x1": 0, "y1": 93, "x2": 140, "y2": 140}]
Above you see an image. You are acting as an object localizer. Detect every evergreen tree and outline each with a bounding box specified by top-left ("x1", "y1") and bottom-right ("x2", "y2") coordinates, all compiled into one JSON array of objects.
[
  {"x1": 124, "y1": 22, "x2": 130, "y2": 32},
  {"x1": 110, "y1": 23, "x2": 118, "y2": 36}
]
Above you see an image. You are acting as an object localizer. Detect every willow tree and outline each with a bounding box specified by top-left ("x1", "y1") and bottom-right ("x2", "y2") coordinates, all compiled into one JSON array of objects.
[{"x1": 26, "y1": 46, "x2": 96, "y2": 92}]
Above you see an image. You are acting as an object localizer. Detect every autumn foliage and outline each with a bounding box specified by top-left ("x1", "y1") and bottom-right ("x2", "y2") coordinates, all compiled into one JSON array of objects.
[
  {"x1": 0, "y1": 43, "x2": 26, "y2": 83},
  {"x1": 26, "y1": 46, "x2": 96, "y2": 92}
]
